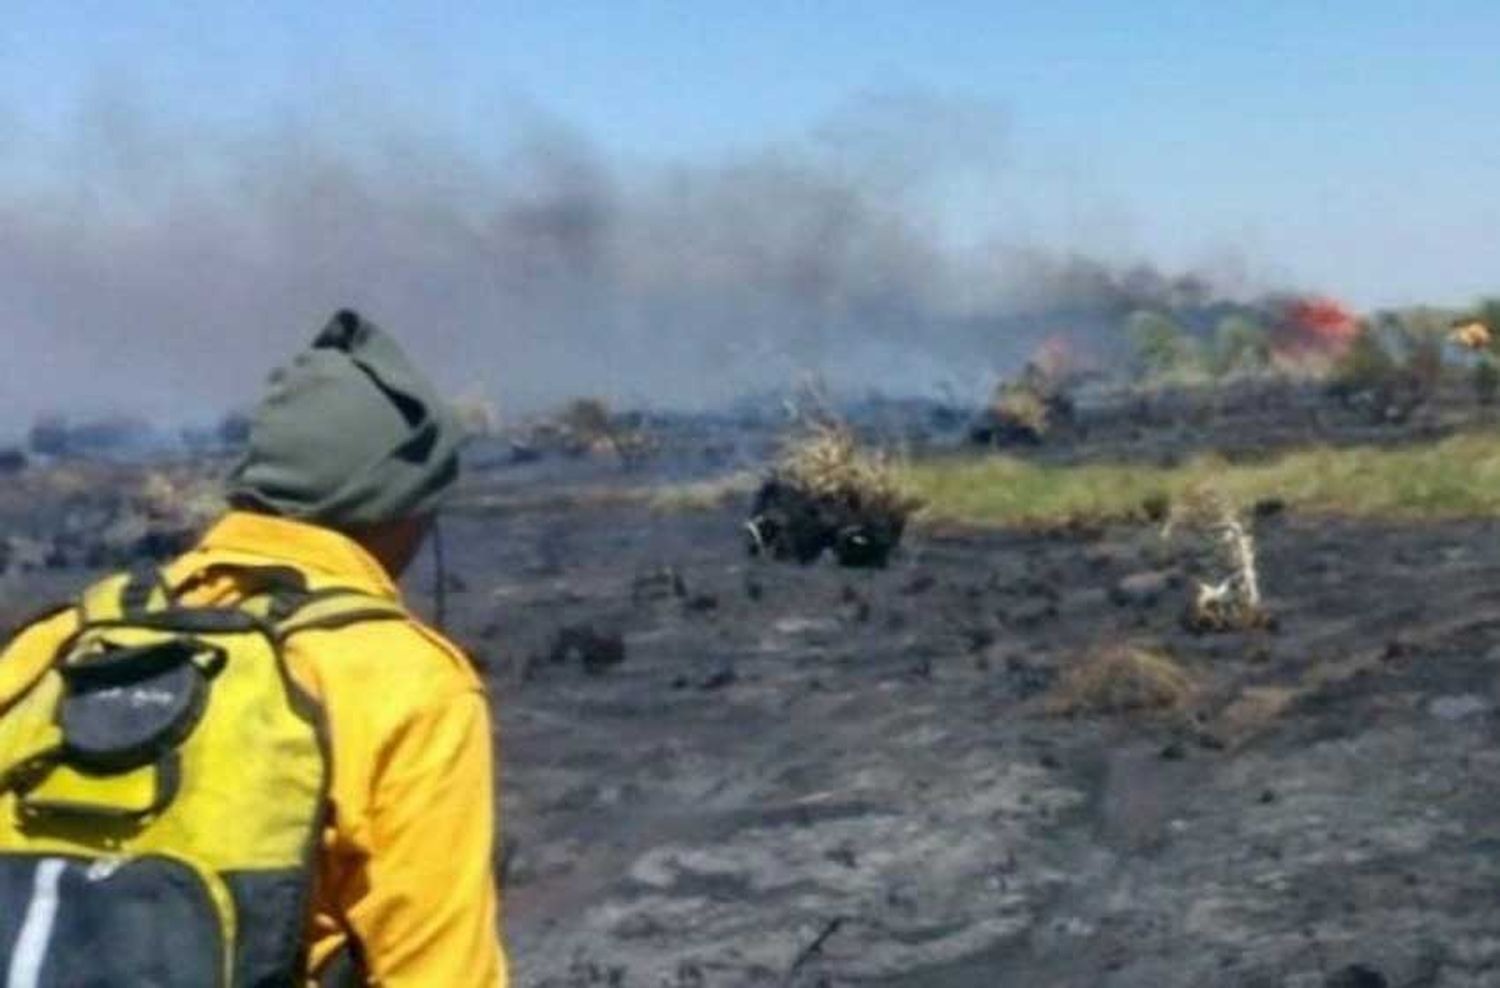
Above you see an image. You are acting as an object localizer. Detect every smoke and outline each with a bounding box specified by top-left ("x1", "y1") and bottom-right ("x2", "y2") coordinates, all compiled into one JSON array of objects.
[{"x1": 0, "y1": 89, "x2": 1241, "y2": 430}]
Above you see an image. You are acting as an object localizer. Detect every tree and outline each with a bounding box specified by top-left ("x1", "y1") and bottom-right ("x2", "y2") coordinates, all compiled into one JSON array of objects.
[
  {"x1": 1208, "y1": 315, "x2": 1271, "y2": 378},
  {"x1": 1128, "y1": 311, "x2": 1201, "y2": 381},
  {"x1": 1478, "y1": 298, "x2": 1500, "y2": 322},
  {"x1": 1474, "y1": 357, "x2": 1498, "y2": 406},
  {"x1": 1404, "y1": 330, "x2": 1445, "y2": 399},
  {"x1": 1328, "y1": 324, "x2": 1396, "y2": 403}
]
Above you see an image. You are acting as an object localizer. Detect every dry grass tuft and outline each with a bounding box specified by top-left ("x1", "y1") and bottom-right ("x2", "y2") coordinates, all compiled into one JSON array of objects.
[
  {"x1": 777, "y1": 422, "x2": 921, "y2": 518},
  {"x1": 143, "y1": 471, "x2": 218, "y2": 526},
  {"x1": 1163, "y1": 480, "x2": 1269, "y2": 632},
  {"x1": 992, "y1": 386, "x2": 1051, "y2": 437},
  {"x1": 971, "y1": 358, "x2": 1078, "y2": 448},
  {"x1": 1046, "y1": 643, "x2": 1196, "y2": 717},
  {"x1": 96, "y1": 469, "x2": 226, "y2": 556},
  {"x1": 139, "y1": 470, "x2": 224, "y2": 528},
  {"x1": 1215, "y1": 686, "x2": 1298, "y2": 747},
  {"x1": 556, "y1": 398, "x2": 656, "y2": 467}
]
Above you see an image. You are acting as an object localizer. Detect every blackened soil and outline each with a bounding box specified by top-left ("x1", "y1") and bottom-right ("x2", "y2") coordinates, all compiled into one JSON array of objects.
[
  {"x1": 419, "y1": 497, "x2": 1500, "y2": 988},
  {"x1": 9, "y1": 477, "x2": 1500, "y2": 986}
]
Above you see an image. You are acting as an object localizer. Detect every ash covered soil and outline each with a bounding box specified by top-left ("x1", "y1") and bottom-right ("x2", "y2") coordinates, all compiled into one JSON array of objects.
[
  {"x1": 445, "y1": 500, "x2": 1500, "y2": 988},
  {"x1": 6, "y1": 395, "x2": 1500, "y2": 987}
]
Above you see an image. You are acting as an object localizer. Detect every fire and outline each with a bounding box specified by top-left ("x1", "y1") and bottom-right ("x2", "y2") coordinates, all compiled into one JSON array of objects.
[
  {"x1": 1273, "y1": 296, "x2": 1359, "y2": 361},
  {"x1": 1450, "y1": 321, "x2": 1492, "y2": 352}
]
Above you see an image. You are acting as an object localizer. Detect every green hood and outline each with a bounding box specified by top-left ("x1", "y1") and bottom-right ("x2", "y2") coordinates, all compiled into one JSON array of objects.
[{"x1": 227, "y1": 310, "x2": 461, "y2": 528}]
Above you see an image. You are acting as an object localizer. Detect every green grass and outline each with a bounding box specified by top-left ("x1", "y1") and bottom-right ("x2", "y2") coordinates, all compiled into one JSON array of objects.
[{"x1": 903, "y1": 432, "x2": 1500, "y2": 527}]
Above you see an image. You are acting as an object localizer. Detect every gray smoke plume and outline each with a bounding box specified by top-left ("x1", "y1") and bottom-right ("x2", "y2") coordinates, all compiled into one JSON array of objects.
[{"x1": 0, "y1": 90, "x2": 1233, "y2": 433}]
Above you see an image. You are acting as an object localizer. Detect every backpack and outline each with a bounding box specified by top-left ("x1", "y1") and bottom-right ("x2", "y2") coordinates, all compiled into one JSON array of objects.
[{"x1": 0, "y1": 565, "x2": 404, "y2": 987}]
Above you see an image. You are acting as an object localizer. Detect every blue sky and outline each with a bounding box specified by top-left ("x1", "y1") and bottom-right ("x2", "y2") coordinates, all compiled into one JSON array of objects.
[{"x1": 3, "y1": 1, "x2": 1499, "y2": 307}]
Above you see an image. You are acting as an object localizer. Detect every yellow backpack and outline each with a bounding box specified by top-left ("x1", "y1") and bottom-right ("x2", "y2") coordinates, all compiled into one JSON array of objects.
[{"x1": 0, "y1": 566, "x2": 403, "y2": 987}]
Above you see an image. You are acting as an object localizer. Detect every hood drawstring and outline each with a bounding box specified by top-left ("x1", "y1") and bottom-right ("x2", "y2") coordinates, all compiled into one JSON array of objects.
[{"x1": 432, "y1": 515, "x2": 448, "y2": 631}]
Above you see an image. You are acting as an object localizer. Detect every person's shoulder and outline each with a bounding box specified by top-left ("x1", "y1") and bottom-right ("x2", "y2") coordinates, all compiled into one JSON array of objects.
[
  {"x1": 287, "y1": 607, "x2": 484, "y2": 709},
  {"x1": 389, "y1": 616, "x2": 486, "y2": 696}
]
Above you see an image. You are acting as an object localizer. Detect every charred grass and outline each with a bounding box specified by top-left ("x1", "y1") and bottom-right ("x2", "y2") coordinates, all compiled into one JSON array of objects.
[{"x1": 1045, "y1": 642, "x2": 1196, "y2": 718}]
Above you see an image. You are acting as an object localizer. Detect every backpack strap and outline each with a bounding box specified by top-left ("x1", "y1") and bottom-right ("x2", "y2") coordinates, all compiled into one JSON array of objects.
[
  {"x1": 200, "y1": 566, "x2": 408, "y2": 640},
  {"x1": 270, "y1": 591, "x2": 408, "y2": 641},
  {"x1": 74, "y1": 563, "x2": 408, "y2": 641},
  {"x1": 77, "y1": 564, "x2": 173, "y2": 625},
  {"x1": 119, "y1": 563, "x2": 171, "y2": 616},
  {"x1": 209, "y1": 565, "x2": 314, "y2": 624}
]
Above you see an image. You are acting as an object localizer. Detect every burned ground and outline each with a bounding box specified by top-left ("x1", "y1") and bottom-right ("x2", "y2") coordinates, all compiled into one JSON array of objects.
[
  {"x1": 5, "y1": 394, "x2": 1500, "y2": 986},
  {"x1": 428, "y1": 499, "x2": 1500, "y2": 988}
]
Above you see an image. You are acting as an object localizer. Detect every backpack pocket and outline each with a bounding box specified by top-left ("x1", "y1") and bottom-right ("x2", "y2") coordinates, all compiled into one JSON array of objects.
[
  {"x1": 0, "y1": 852, "x2": 233, "y2": 987},
  {"x1": 7, "y1": 638, "x2": 223, "y2": 825},
  {"x1": 16, "y1": 757, "x2": 178, "y2": 823},
  {"x1": 58, "y1": 638, "x2": 223, "y2": 774}
]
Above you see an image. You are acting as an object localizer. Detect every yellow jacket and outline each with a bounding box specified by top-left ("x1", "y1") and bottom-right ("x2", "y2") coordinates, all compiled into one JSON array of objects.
[{"x1": 0, "y1": 511, "x2": 508, "y2": 987}]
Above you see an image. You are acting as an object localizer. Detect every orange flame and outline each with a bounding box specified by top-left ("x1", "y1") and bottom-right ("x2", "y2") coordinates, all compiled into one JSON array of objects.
[
  {"x1": 1274, "y1": 297, "x2": 1359, "y2": 360},
  {"x1": 1451, "y1": 321, "x2": 1492, "y2": 352}
]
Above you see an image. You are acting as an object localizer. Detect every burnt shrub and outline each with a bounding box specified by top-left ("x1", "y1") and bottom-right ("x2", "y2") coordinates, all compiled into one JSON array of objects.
[{"x1": 746, "y1": 424, "x2": 920, "y2": 569}]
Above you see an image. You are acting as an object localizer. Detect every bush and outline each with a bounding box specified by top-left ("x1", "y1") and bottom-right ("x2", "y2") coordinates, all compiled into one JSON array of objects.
[
  {"x1": 1208, "y1": 315, "x2": 1271, "y2": 377},
  {"x1": 1328, "y1": 324, "x2": 1396, "y2": 399},
  {"x1": 1326, "y1": 324, "x2": 1434, "y2": 422},
  {"x1": 1128, "y1": 311, "x2": 1202, "y2": 381},
  {"x1": 555, "y1": 398, "x2": 655, "y2": 467},
  {"x1": 747, "y1": 423, "x2": 922, "y2": 568},
  {"x1": 970, "y1": 361, "x2": 1077, "y2": 448},
  {"x1": 559, "y1": 398, "x2": 612, "y2": 446},
  {"x1": 1406, "y1": 330, "x2": 1444, "y2": 397},
  {"x1": 1477, "y1": 358, "x2": 1500, "y2": 406},
  {"x1": 997, "y1": 387, "x2": 1051, "y2": 435},
  {"x1": 971, "y1": 383, "x2": 1050, "y2": 446}
]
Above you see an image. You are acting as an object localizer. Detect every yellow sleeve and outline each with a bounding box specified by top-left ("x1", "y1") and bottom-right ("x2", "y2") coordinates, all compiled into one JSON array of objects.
[{"x1": 343, "y1": 687, "x2": 507, "y2": 987}]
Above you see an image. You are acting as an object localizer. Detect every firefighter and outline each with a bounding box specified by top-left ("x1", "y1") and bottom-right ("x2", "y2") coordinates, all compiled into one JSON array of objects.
[{"x1": 0, "y1": 310, "x2": 507, "y2": 986}]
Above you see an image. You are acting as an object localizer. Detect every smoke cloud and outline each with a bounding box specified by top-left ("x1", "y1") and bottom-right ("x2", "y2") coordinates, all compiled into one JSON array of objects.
[{"x1": 0, "y1": 90, "x2": 1244, "y2": 431}]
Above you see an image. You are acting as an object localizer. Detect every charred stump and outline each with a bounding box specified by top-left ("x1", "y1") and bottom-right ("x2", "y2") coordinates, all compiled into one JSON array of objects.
[{"x1": 745, "y1": 477, "x2": 909, "y2": 569}]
